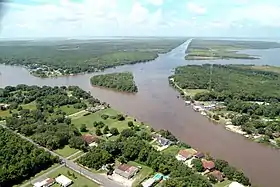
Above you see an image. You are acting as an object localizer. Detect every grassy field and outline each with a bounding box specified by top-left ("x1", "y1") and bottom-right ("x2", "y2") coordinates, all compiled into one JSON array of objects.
[
  {"x1": 162, "y1": 145, "x2": 181, "y2": 156},
  {"x1": 54, "y1": 145, "x2": 80, "y2": 158},
  {"x1": 214, "y1": 180, "x2": 232, "y2": 187},
  {"x1": 71, "y1": 108, "x2": 147, "y2": 136},
  {"x1": 239, "y1": 65, "x2": 280, "y2": 74},
  {"x1": 0, "y1": 102, "x2": 37, "y2": 118},
  {"x1": 128, "y1": 161, "x2": 154, "y2": 187},
  {"x1": 46, "y1": 167, "x2": 100, "y2": 187},
  {"x1": 58, "y1": 105, "x2": 82, "y2": 116},
  {"x1": 186, "y1": 89, "x2": 209, "y2": 98}
]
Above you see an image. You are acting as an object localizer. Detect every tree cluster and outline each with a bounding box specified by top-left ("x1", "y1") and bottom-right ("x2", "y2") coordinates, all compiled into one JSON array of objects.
[
  {"x1": 0, "y1": 127, "x2": 58, "y2": 186},
  {"x1": 90, "y1": 72, "x2": 138, "y2": 93},
  {"x1": 170, "y1": 64, "x2": 280, "y2": 102},
  {"x1": 78, "y1": 128, "x2": 211, "y2": 187},
  {"x1": 1, "y1": 85, "x2": 101, "y2": 150}
]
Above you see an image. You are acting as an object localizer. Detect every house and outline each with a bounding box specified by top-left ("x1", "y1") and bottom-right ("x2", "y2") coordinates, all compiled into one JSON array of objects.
[
  {"x1": 114, "y1": 164, "x2": 139, "y2": 179},
  {"x1": 209, "y1": 170, "x2": 224, "y2": 182},
  {"x1": 202, "y1": 159, "x2": 215, "y2": 171},
  {"x1": 33, "y1": 178, "x2": 55, "y2": 187},
  {"x1": 229, "y1": 181, "x2": 245, "y2": 187},
  {"x1": 141, "y1": 178, "x2": 156, "y2": 187},
  {"x1": 82, "y1": 134, "x2": 99, "y2": 146},
  {"x1": 194, "y1": 152, "x2": 205, "y2": 159},
  {"x1": 157, "y1": 137, "x2": 170, "y2": 146},
  {"x1": 0, "y1": 103, "x2": 10, "y2": 110},
  {"x1": 55, "y1": 175, "x2": 72, "y2": 187},
  {"x1": 176, "y1": 149, "x2": 196, "y2": 161}
]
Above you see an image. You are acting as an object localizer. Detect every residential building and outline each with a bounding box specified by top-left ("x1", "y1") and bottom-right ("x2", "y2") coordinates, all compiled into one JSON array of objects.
[
  {"x1": 176, "y1": 149, "x2": 195, "y2": 161},
  {"x1": 33, "y1": 178, "x2": 55, "y2": 187},
  {"x1": 229, "y1": 181, "x2": 245, "y2": 187},
  {"x1": 141, "y1": 178, "x2": 156, "y2": 187},
  {"x1": 55, "y1": 175, "x2": 72, "y2": 187},
  {"x1": 202, "y1": 159, "x2": 215, "y2": 171},
  {"x1": 157, "y1": 137, "x2": 170, "y2": 146},
  {"x1": 114, "y1": 164, "x2": 139, "y2": 179},
  {"x1": 194, "y1": 152, "x2": 205, "y2": 159},
  {"x1": 209, "y1": 170, "x2": 224, "y2": 182},
  {"x1": 82, "y1": 134, "x2": 99, "y2": 146}
]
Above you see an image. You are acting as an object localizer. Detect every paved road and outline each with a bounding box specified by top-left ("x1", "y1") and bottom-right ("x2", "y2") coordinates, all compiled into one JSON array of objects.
[{"x1": 0, "y1": 123, "x2": 123, "y2": 187}]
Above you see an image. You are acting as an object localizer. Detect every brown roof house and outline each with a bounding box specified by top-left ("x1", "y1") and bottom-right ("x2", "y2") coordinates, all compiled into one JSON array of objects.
[
  {"x1": 114, "y1": 164, "x2": 139, "y2": 179},
  {"x1": 209, "y1": 170, "x2": 224, "y2": 182},
  {"x1": 82, "y1": 134, "x2": 99, "y2": 147},
  {"x1": 202, "y1": 159, "x2": 215, "y2": 171},
  {"x1": 176, "y1": 149, "x2": 196, "y2": 161}
]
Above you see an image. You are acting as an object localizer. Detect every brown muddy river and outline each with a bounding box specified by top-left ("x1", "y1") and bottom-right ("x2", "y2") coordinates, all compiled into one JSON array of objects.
[{"x1": 1, "y1": 39, "x2": 280, "y2": 187}]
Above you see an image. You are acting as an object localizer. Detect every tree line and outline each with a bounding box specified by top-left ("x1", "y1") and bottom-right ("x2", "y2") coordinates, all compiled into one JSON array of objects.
[
  {"x1": 0, "y1": 127, "x2": 58, "y2": 187},
  {"x1": 0, "y1": 39, "x2": 185, "y2": 76},
  {"x1": 90, "y1": 72, "x2": 138, "y2": 93}
]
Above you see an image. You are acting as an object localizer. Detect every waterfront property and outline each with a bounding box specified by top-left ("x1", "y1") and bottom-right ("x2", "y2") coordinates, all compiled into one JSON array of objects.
[
  {"x1": 202, "y1": 159, "x2": 215, "y2": 171},
  {"x1": 209, "y1": 170, "x2": 224, "y2": 182},
  {"x1": 176, "y1": 149, "x2": 196, "y2": 161}
]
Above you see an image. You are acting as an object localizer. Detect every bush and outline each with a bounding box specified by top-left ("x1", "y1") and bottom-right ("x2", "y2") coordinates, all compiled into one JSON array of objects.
[{"x1": 101, "y1": 114, "x2": 109, "y2": 120}]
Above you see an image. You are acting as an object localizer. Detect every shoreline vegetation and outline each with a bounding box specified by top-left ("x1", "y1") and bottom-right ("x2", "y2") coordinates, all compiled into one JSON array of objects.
[
  {"x1": 169, "y1": 64, "x2": 280, "y2": 149},
  {"x1": 90, "y1": 72, "x2": 138, "y2": 93},
  {"x1": 0, "y1": 85, "x2": 250, "y2": 187},
  {"x1": 0, "y1": 38, "x2": 186, "y2": 78},
  {"x1": 185, "y1": 39, "x2": 280, "y2": 60}
]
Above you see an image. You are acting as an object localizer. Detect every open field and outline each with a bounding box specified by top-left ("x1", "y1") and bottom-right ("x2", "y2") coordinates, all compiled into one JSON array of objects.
[
  {"x1": 46, "y1": 167, "x2": 100, "y2": 187},
  {"x1": 54, "y1": 145, "x2": 80, "y2": 158},
  {"x1": 185, "y1": 39, "x2": 280, "y2": 60},
  {"x1": 71, "y1": 108, "x2": 148, "y2": 136}
]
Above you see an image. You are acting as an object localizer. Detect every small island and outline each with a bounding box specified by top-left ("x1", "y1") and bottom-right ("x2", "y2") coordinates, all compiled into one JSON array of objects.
[
  {"x1": 90, "y1": 72, "x2": 138, "y2": 93},
  {"x1": 185, "y1": 39, "x2": 280, "y2": 60},
  {"x1": 170, "y1": 64, "x2": 280, "y2": 148}
]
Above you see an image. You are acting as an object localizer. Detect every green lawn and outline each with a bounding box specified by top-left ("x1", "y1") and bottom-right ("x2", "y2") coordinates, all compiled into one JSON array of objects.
[
  {"x1": 128, "y1": 161, "x2": 154, "y2": 187},
  {"x1": 54, "y1": 145, "x2": 80, "y2": 158},
  {"x1": 214, "y1": 180, "x2": 232, "y2": 187},
  {"x1": 59, "y1": 105, "x2": 82, "y2": 116},
  {"x1": 47, "y1": 167, "x2": 100, "y2": 187},
  {"x1": 21, "y1": 102, "x2": 36, "y2": 110},
  {"x1": 162, "y1": 145, "x2": 181, "y2": 156},
  {"x1": 0, "y1": 109, "x2": 10, "y2": 117},
  {"x1": 186, "y1": 89, "x2": 209, "y2": 97},
  {"x1": 68, "y1": 151, "x2": 85, "y2": 161},
  {"x1": 71, "y1": 108, "x2": 148, "y2": 136}
]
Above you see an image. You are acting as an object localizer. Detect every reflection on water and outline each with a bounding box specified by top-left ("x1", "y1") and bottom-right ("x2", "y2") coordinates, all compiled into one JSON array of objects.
[{"x1": 1, "y1": 40, "x2": 280, "y2": 187}]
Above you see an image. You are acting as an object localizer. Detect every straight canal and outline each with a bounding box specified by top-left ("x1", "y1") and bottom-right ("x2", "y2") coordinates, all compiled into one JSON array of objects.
[{"x1": 1, "y1": 39, "x2": 280, "y2": 187}]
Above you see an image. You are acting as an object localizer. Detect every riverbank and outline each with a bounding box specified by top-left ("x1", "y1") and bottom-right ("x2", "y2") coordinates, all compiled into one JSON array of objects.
[{"x1": 169, "y1": 77, "x2": 280, "y2": 149}]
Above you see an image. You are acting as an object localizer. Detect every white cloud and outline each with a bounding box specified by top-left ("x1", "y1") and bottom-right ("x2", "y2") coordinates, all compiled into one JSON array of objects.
[
  {"x1": 229, "y1": 4, "x2": 280, "y2": 27},
  {"x1": 186, "y1": 2, "x2": 206, "y2": 15},
  {"x1": 146, "y1": 0, "x2": 164, "y2": 6}
]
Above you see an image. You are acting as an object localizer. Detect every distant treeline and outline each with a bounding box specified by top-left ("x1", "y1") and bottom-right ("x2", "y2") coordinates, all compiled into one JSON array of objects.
[
  {"x1": 0, "y1": 39, "x2": 186, "y2": 75},
  {"x1": 90, "y1": 72, "x2": 138, "y2": 93}
]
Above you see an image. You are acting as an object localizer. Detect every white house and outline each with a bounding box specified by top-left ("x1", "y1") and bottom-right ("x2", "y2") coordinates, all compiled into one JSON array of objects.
[
  {"x1": 55, "y1": 175, "x2": 72, "y2": 187},
  {"x1": 229, "y1": 181, "x2": 245, "y2": 187}
]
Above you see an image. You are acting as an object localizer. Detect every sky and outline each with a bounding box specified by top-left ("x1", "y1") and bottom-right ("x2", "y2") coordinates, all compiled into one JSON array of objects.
[{"x1": 1, "y1": 0, "x2": 280, "y2": 39}]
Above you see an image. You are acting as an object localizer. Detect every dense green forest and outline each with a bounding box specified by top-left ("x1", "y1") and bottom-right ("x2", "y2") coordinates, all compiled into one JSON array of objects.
[
  {"x1": 78, "y1": 128, "x2": 250, "y2": 186},
  {"x1": 90, "y1": 72, "x2": 138, "y2": 93},
  {"x1": 170, "y1": 64, "x2": 280, "y2": 102},
  {"x1": 0, "y1": 127, "x2": 58, "y2": 186},
  {"x1": 0, "y1": 85, "x2": 102, "y2": 150},
  {"x1": 185, "y1": 39, "x2": 280, "y2": 60},
  {"x1": 0, "y1": 38, "x2": 185, "y2": 77}
]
